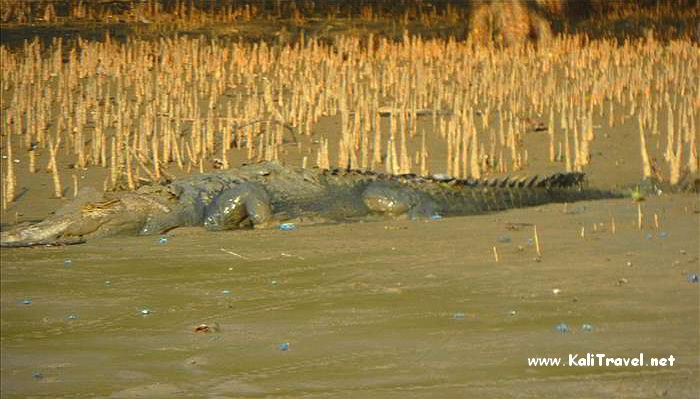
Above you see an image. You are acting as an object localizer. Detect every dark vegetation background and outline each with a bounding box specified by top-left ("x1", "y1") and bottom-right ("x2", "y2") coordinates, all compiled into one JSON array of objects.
[{"x1": 1, "y1": 0, "x2": 697, "y2": 49}]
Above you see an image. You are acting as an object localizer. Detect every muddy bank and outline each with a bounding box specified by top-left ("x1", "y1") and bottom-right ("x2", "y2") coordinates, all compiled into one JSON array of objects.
[{"x1": 1, "y1": 194, "x2": 698, "y2": 397}]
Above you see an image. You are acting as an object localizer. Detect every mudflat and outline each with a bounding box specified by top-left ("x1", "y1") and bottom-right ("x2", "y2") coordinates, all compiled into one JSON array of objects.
[{"x1": 2, "y1": 193, "x2": 698, "y2": 397}]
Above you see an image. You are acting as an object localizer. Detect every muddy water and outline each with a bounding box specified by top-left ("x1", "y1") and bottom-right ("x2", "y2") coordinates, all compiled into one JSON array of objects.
[{"x1": 1, "y1": 196, "x2": 698, "y2": 398}]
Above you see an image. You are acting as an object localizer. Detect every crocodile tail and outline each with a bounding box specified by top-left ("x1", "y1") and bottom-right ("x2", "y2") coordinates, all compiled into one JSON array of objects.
[{"x1": 431, "y1": 172, "x2": 621, "y2": 215}]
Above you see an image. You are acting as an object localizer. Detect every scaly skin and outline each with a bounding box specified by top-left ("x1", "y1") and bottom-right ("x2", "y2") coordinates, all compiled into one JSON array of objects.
[{"x1": 0, "y1": 161, "x2": 621, "y2": 247}]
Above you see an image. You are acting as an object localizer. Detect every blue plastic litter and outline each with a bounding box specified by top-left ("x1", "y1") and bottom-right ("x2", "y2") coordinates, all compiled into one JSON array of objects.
[
  {"x1": 222, "y1": 289, "x2": 231, "y2": 295},
  {"x1": 430, "y1": 214, "x2": 443, "y2": 220},
  {"x1": 159, "y1": 237, "x2": 168, "y2": 244},
  {"x1": 279, "y1": 342, "x2": 290, "y2": 351},
  {"x1": 32, "y1": 372, "x2": 43, "y2": 380},
  {"x1": 555, "y1": 323, "x2": 571, "y2": 333},
  {"x1": 279, "y1": 223, "x2": 297, "y2": 231},
  {"x1": 688, "y1": 273, "x2": 699, "y2": 283},
  {"x1": 21, "y1": 298, "x2": 32, "y2": 305},
  {"x1": 581, "y1": 323, "x2": 594, "y2": 332}
]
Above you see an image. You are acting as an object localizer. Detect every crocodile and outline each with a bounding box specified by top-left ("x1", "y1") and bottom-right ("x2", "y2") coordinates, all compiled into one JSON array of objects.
[{"x1": 0, "y1": 161, "x2": 621, "y2": 247}]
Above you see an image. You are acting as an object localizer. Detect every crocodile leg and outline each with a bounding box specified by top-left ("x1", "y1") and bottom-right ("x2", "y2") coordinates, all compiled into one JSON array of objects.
[
  {"x1": 361, "y1": 182, "x2": 440, "y2": 219},
  {"x1": 203, "y1": 183, "x2": 273, "y2": 230}
]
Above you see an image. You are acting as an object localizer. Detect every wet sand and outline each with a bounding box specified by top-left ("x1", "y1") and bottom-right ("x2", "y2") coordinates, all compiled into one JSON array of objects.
[{"x1": 1, "y1": 192, "x2": 698, "y2": 397}]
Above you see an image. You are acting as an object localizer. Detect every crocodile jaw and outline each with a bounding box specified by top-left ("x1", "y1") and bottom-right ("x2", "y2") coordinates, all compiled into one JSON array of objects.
[{"x1": 0, "y1": 219, "x2": 73, "y2": 245}]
